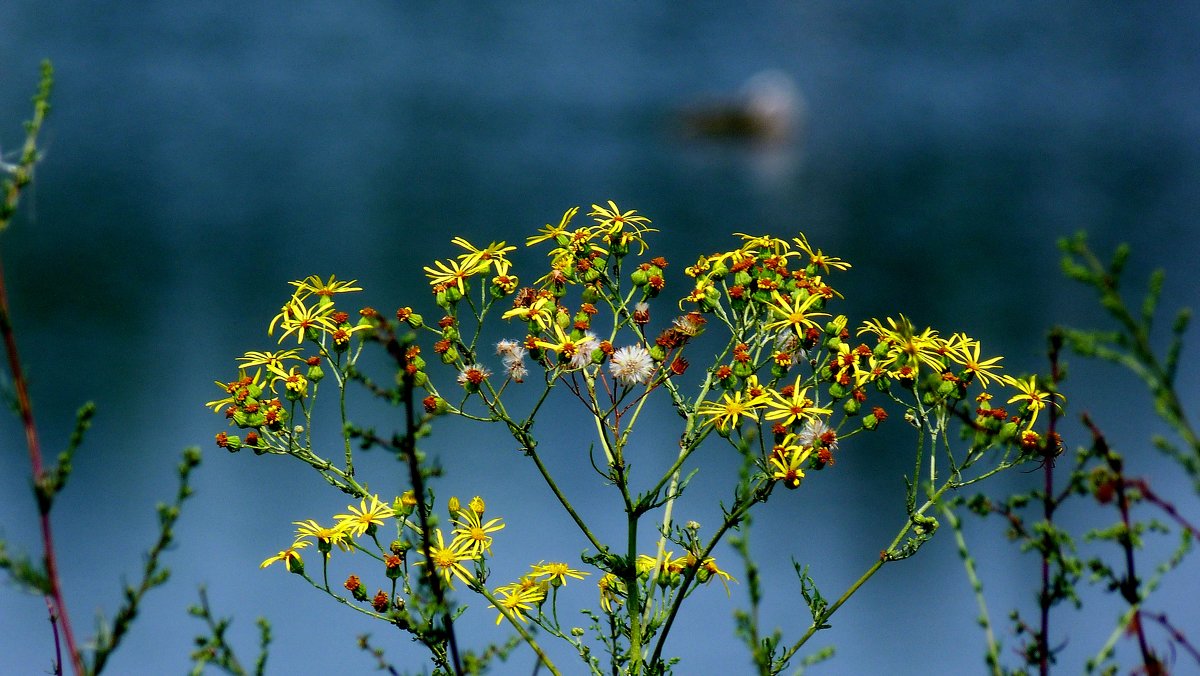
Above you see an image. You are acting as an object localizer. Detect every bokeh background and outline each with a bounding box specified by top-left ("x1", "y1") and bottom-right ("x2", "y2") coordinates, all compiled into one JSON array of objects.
[{"x1": 2, "y1": 3, "x2": 1198, "y2": 674}]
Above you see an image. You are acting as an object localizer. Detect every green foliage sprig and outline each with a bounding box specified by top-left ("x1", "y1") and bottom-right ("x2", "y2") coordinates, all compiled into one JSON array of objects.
[
  {"x1": 2, "y1": 62, "x2": 204, "y2": 676},
  {"x1": 959, "y1": 234, "x2": 1199, "y2": 676}
]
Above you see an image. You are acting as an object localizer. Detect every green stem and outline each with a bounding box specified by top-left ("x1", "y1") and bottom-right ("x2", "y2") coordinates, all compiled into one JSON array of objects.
[
  {"x1": 779, "y1": 477, "x2": 957, "y2": 666},
  {"x1": 474, "y1": 585, "x2": 561, "y2": 675}
]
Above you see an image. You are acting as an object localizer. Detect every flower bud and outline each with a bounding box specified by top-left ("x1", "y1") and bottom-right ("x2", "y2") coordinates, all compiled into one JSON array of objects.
[
  {"x1": 385, "y1": 554, "x2": 402, "y2": 580},
  {"x1": 447, "y1": 496, "x2": 461, "y2": 515},
  {"x1": 440, "y1": 347, "x2": 460, "y2": 364},
  {"x1": 307, "y1": 364, "x2": 325, "y2": 382},
  {"x1": 345, "y1": 575, "x2": 367, "y2": 601},
  {"x1": 631, "y1": 268, "x2": 649, "y2": 286},
  {"x1": 398, "y1": 491, "x2": 418, "y2": 516},
  {"x1": 843, "y1": 398, "x2": 861, "y2": 416},
  {"x1": 732, "y1": 361, "x2": 755, "y2": 379},
  {"x1": 469, "y1": 496, "x2": 485, "y2": 515}
]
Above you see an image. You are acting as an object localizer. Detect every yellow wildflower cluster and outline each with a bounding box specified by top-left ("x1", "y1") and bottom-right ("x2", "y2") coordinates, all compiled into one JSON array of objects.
[
  {"x1": 206, "y1": 275, "x2": 376, "y2": 453},
  {"x1": 260, "y1": 495, "x2": 394, "y2": 571},
  {"x1": 490, "y1": 561, "x2": 589, "y2": 625}
]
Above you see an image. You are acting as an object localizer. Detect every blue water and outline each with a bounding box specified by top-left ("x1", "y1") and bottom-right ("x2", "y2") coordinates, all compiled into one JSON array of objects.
[{"x1": 1, "y1": 3, "x2": 1198, "y2": 674}]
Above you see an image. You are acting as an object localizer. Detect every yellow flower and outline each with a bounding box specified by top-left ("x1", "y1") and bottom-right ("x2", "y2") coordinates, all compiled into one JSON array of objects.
[
  {"x1": 267, "y1": 364, "x2": 308, "y2": 397},
  {"x1": 289, "y1": 275, "x2": 362, "y2": 303},
  {"x1": 533, "y1": 323, "x2": 584, "y2": 361},
  {"x1": 769, "y1": 436, "x2": 813, "y2": 489},
  {"x1": 598, "y1": 573, "x2": 625, "y2": 613},
  {"x1": 260, "y1": 540, "x2": 310, "y2": 572},
  {"x1": 530, "y1": 561, "x2": 589, "y2": 587},
  {"x1": 792, "y1": 233, "x2": 851, "y2": 273},
  {"x1": 734, "y1": 233, "x2": 791, "y2": 255},
  {"x1": 695, "y1": 556, "x2": 736, "y2": 594},
  {"x1": 416, "y1": 528, "x2": 475, "y2": 588},
  {"x1": 237, "y1": 349, "x2": 303, "y2": 372},
  {"x1": 763, "y1": 379, "x2": 832, "y2": 428},
  {"x1": 859, "y1": 315, "x2": 946, "y2": 376},
  {"x1": 423, "y1": 258, "x2": 476, "y2": 294},
  {"x1": 334, "y1": 495, "x2": 396, "y2": 537},
  {"x1": 589, "y1": 200, "x2": 656, "y2": 254},
  {"x1": 450, "y1": 508, "x2": 505, "y2": 558},
  {"x1": 452, "y1": 237, "x2": 516, "y2": 277},
  {"x1": 205, "y1": 369, "x2": 265, "y2": 412},
  {"x1": 1002, "y1": 374, "x2": 1064, "y2": 428},
  {"x1": 501, "y1": 293, "x2": 556, "y2": 331},
  {"x1": 946, "y1": 335, "x2": 1004, "y2": 389},
  {"x1": 697, "y1": 390, "x2": 771, "y2": 432},
  {"x1": 490, "y1": 583, "x2": 545, "y2": 625},
  {"x1": 293, "y1": 519, "x2": 353, "y2": 555},
  {"x1": 527, "y1": 206, "x2": 579, "y2": 247},
  {"x1": 272, "y1": 299, "x2": 338, "y2": 345},
  {"x1": 763, "y1": 291, "x2": 830, "y2": 336}
]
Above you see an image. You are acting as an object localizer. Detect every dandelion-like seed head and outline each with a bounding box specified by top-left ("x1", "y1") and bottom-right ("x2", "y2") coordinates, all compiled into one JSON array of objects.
[{"x1": 609, "y1": 345, "x2": 655, "y2": 387}]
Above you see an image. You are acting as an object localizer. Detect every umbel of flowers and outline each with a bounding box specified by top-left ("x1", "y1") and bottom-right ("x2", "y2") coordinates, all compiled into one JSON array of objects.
[{"x1": 208, "y1": 202, "x2": 1059, "y2": 675}]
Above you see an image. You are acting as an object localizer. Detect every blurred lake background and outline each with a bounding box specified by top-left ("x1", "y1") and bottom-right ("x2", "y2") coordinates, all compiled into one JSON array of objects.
[{"x1": 2, "y1": 3, "x2": 1198, "y2": 674}]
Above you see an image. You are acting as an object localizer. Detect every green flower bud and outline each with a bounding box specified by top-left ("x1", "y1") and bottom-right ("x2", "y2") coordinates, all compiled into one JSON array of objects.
[
  {"x1": 307, "y1": 364, "x2": 325, "y2": 382},
  {"x1": 440, "y1": 347, "x2": 459, "y2": 364},
  {"x1": 288, "y1": 556, "x2": 305, "y2": 575},
  {"x1": 631, "y1": 268, "x2": 649, "y2": 286},
  {"x1": 862, "y1": 413, "x2": 880, "y2": 430},
  {"x1": 998, "y1": 421, "x2": 1019, "y2": 444},
  {"x1": 771, "y1": 362, "x2": 788, "y2": 379},
  {"x1": 732, "y1": 361, "x2": 755, "y2": 379},
  {"x1": 843, "y1": 397, "x2": 861, "y2": 416},
  {"x1": 444, "y1": 284, "x2": 464, "y2": 304},
  {"x1": 581, "y1": 284, "x2": 600, "y2": 304},
  {"x1": 734, "y1": 270, "x2": 752, "y2": 287},
  {"x1": 649, "y1": 345, "x2": 666, "y2": 362},
  {"x1": 828, "y1": 382, "x2": 848, "y2": 400},
  {"x1": 407, "y1": 313, "x2": 425, "y2": 329},
  {"x1": 398, "y1": 491, "x2": 418, "y2": 516}
]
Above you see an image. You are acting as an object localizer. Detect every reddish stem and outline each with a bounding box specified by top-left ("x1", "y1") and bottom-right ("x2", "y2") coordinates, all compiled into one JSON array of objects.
[{"x1": 0, "y1": 257, "x2": 85, "y2": 675}]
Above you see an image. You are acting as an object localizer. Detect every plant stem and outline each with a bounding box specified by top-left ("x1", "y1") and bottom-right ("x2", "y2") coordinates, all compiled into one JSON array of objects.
[{"x1": 0, "y1": 256, "x2": 84, "y2": 675}]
